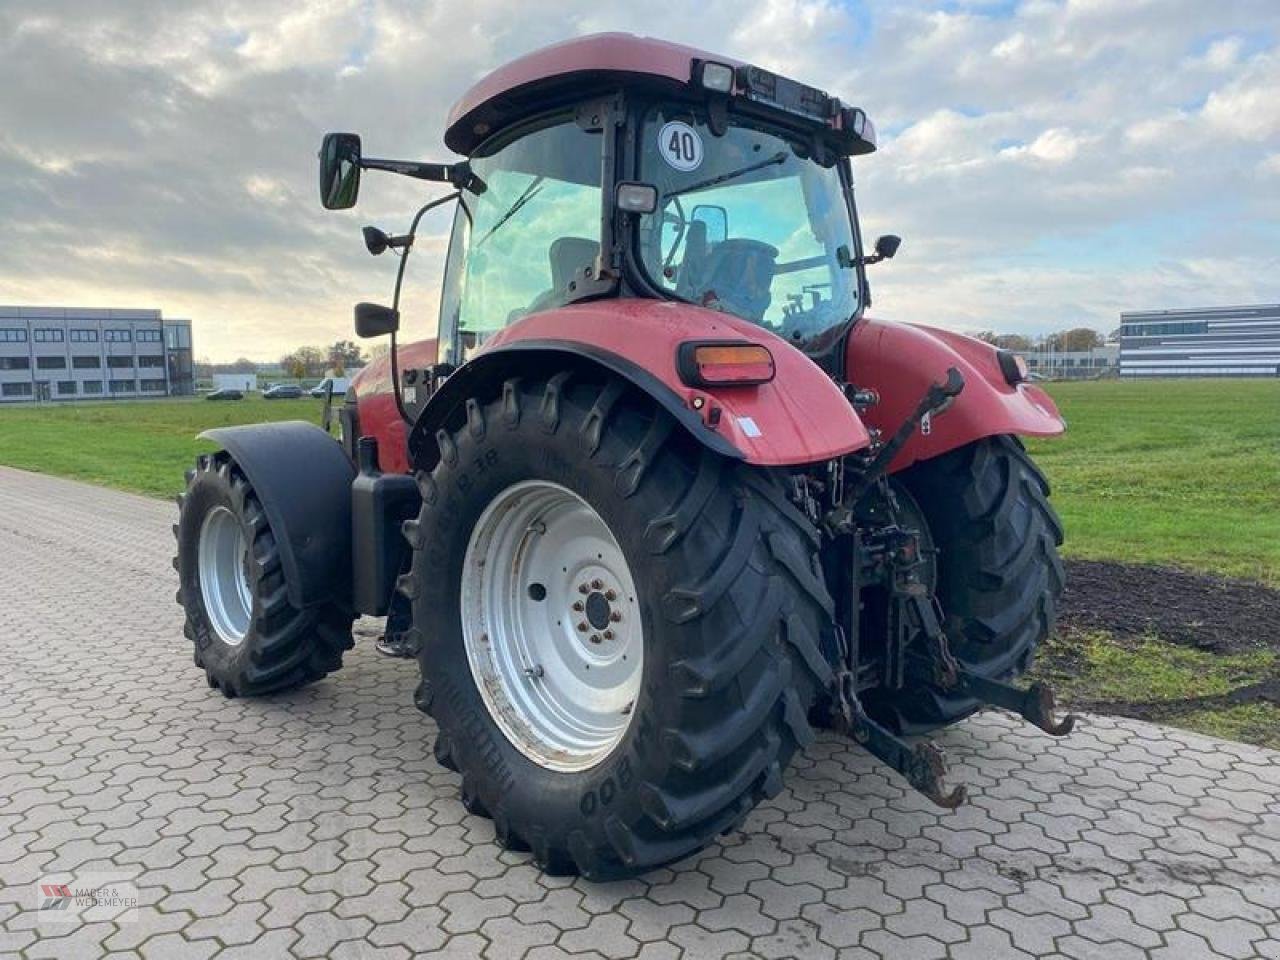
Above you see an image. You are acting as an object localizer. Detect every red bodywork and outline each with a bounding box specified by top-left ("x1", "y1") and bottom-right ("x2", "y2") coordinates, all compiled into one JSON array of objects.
[
  {"x1": 483, "y1": 301, "x2": 870, "y2": 465},
  {"x1": 352, "y1": 304, "x2": 1063, "y2": 476},
  {"x1": 848, "y1": 317, "x2": 1065, "y2": 473},
  {"x1": 349, "y1": 338, "x2": 437, "y2": 474},
  {"x1": 445, "y1": 33, "x2": 872, "y2": 155},
  {"x1": 352, "y1": 300, "x2": 870, "y2": 470}
]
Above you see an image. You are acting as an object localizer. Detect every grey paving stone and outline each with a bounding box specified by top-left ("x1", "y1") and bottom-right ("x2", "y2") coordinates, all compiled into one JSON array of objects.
[{"x1": 3, "y1": 463, "x2": 1280, "y2": 959}]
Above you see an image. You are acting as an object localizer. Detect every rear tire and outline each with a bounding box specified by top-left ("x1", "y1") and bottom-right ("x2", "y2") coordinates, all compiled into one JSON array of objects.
[
  {"x1": 405, "y1": 373, "x2": 834, "y2": 879},
  {"x1": 863, "y1": 435, "x2": 1064, "y2": 733},
  {"x1": 174, "y1": 452, "x2": 354, "y2": 697}
]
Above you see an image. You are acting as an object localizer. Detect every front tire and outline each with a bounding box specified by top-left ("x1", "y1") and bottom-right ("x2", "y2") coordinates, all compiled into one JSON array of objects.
[
  {"x1": 405, "y1": 373, "x2": 835, "y2": 879},
  {"x1": 174, "y1": 452, "x2": 354, "y2": 697},
  {"x1": 863, "y1": 435, "x2": 1064, "y2": 733}
]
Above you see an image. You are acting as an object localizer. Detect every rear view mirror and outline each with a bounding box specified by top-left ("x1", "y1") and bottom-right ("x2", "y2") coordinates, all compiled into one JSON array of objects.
[
  {"x1": 320, "y1": 133, "x2": 362, "y2": 210},
  {"x1": 354, "y1": 302, "x2": 399, "y2": 338},
  {"x1": 692, "y1": 205, "x2": 728, "y2": 245},
  {"x1": 874, "y1": 234, "x2": 901, "y2": 260}
]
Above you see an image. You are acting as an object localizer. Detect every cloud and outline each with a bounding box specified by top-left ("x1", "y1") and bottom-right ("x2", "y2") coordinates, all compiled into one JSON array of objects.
[{"x1": 0, "y1": 0, "x2": 1277, "y2": 359}]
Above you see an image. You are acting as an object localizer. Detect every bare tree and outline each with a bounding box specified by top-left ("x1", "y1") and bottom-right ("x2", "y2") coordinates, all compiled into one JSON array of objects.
[{"x1": 1044, "y1": 328, "x2": 1104, "y2": 352}]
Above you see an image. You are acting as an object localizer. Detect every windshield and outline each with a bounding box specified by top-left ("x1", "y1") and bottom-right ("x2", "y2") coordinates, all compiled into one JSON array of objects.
[
  {"x1": 439, "y1": 116, "x2": 602, "y2": 360},
  {"x1": 635, "y1": 104, "x2": 860, "y2": 348}
]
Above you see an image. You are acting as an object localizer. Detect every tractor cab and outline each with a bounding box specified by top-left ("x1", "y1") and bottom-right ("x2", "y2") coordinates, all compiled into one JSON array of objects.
[{"x1": 321, "y1": 34, "x2": 889, "y2": 367}]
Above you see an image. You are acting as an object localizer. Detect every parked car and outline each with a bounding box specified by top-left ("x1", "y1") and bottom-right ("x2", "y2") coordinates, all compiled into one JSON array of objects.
[
  {"x1": 309, "y1": 377, "x2": 350, "y2": 398},
  {"x1": 205, "y1": 388, "x2": 243, "y2": 401},
  {"x1": 263, "y1": 384, "x2": 304, "y2": 399}
]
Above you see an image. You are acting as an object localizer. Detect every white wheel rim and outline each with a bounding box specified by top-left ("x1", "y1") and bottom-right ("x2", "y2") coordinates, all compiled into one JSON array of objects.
[
  {"x1": 461, "y1": 480, "x2": 643, "y2": 772},
  {"x1": 198, "y1": 505, "x2": 252, "y2": 647}
]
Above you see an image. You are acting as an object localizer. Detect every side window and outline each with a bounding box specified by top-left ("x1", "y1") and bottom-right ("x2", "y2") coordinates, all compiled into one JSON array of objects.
[{"x1": 439, "y1": 117, "x2": 602, "y2": 361}]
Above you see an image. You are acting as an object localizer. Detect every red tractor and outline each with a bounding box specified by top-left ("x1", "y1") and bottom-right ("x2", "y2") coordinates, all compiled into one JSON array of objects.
[{"x1": 174, "y1": 34, "x2": 1071, "y2": 879}]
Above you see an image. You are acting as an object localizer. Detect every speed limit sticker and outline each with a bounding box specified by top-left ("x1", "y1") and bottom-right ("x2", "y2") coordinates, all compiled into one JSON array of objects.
[{"x1": 658, "y1": 121, "x2": 703, "y2": 172}]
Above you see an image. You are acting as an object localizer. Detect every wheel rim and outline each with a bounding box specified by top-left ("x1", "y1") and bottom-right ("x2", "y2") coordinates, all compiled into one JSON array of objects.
[
  {"x1": 461, "y1": 480, "x2": 643, "y2": 772},
  {"x1": 198, "y1": 505, "x2": 253, "y2": 647}
]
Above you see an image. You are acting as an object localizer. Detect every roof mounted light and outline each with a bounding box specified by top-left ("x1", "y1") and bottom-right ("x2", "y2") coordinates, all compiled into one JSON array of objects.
[
  {"x1": 694, "y1": 60, "x2": 735, "y2": 94},
  {"x1": 840, "y1": 107, "x2": 877, "y2": 154}
]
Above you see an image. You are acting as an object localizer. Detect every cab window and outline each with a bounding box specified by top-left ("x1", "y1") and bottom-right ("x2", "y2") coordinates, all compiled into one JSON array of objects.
[{"x1": 439, "y1": 117, "x2": 602, "y2": 360}]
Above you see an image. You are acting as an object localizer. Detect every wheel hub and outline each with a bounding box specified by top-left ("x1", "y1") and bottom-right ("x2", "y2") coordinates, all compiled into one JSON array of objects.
[
  {"x1": 460, "y1": 480, "x2": 643, "y2": 772},
  {"x1": 584, "y1": 591, "x2": 612, "y2": 632}
]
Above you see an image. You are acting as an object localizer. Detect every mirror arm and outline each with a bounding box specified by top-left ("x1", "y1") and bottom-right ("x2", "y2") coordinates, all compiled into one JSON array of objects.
[{"x1": 362, "y1": 157, "x2": 480, "y2": 191}]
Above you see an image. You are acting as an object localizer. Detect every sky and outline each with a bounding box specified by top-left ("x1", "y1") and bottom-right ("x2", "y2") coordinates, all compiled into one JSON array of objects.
[{"x1": 0, "y1": 0, "x2": 1277, "y2": 362}]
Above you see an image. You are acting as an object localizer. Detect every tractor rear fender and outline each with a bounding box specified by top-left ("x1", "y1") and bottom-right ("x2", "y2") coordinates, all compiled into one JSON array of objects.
[
  {"x1": 407, "y1": 300, "x2": 871, "y2": 469},
  {"x1": 197, "y1": 421, "x2": 355, "y2": 610},
  {"x1": 846, "y1": 317, "x2": 1065, "y2": 473}
]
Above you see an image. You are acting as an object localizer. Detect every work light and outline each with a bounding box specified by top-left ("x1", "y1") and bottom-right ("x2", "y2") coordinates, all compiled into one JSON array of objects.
[
  {"x1": 615, "y1": 182, "x2": 658, "y2": 215},
  {"x1": 695, "y1": 60, "x2": 735, "y2": 93}
]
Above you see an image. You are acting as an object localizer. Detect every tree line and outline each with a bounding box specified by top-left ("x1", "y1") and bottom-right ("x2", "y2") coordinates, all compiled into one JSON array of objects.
[
  {"x1": 971, "y1": 327, "x2": 1109, "y2": 352},
  {"x1": 195, "y1": 340, "x2": 365, "y2": 380}
]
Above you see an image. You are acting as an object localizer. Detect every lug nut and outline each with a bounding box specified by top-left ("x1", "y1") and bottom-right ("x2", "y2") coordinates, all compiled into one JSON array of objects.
[
  {"x1": 603, "y1": 630, "x2": 614, "y2": 641},
  {"x1": 605, "y1": 589, "x2": 617, "y2": 601},
  {"x1": 578, "y1": 583, "x2": 589, "y2": 594},
  {"x1": 609, "y1": 611, "x2": 622, "y2": 622},
  {"x1": 572, "y1": 601, "x2": 584, "y2": 612},
  {"x1": 591, "y1": 579, "x2": 603, "y2": 590},
  {"x1": 590, "y1": 634, "x2": 602, "y2": 644},
  {"x1": 577, "y1": 622, "x2": 588, "y2": 632}
]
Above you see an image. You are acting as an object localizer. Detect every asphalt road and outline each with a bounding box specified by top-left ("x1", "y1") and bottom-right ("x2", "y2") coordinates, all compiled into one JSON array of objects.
[{"x1": 1, "y1": 464, "x2": 1278, "y2": 959}]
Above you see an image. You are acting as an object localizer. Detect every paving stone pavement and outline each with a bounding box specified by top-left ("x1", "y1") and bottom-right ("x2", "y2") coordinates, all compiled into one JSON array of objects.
[{"x1": 1, "y1": 463, "x2": 1278, "y2": 960}]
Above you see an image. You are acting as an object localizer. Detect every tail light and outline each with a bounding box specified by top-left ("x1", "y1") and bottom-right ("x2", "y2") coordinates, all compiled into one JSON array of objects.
[{"x1": 677, "y1": 342, "x2": 775, "y2": 387}]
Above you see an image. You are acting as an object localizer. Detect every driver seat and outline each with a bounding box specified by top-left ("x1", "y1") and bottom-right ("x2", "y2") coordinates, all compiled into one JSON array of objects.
[{"x1": 524, "y1": 237, "x2": 600, "y2": 316}]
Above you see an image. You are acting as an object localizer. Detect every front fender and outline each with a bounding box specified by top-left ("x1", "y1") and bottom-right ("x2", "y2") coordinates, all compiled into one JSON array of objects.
[
  {"x1": 197, "y1": 421, "x2": 354, "y2": 610},
  {"x1": 418, "y1": 300, "x2": 869, "y2": 467},
  {"x1": 847, "y1": 317, "x2": 1065, "y2": 473}
]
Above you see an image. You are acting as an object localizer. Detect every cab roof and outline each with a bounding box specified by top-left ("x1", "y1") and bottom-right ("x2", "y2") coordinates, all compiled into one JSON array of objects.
[{"x1": 445, "y1": 34, "x2": 737, "y2": 155}]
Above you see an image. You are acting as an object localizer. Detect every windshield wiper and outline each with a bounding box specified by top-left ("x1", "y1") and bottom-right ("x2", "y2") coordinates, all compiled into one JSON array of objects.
[
  {"x1": 477, "y1": 176, "x2": 545, "y2": 247},
  {"x1": 664, "y1": 151, "x2": 788, "y2": 200}
]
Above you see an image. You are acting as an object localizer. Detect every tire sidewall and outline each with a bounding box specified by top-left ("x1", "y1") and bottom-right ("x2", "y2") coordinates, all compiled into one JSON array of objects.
[{"x1": 178, "y1": 468, "x2": 258, "y2": 677}]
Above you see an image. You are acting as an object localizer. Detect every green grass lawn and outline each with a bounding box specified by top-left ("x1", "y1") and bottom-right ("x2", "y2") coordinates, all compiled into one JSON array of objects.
[
  {"x1": 2, "y1": 379, "x2": 1277, "y2": 581},
  {"x1": 0, "y1": 396, "x2": 325, "y2": 498},
  {"x1": 1025, "y1": 378, "x2": 1280, "y2": 585}
]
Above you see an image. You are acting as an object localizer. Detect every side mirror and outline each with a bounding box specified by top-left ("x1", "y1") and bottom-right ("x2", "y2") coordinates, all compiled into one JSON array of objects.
[
  {"x1": 874, "y1": 234, "x2": 901, "y2": 260},
  {"x1": 692, "y1": 204, "x2": 728, "y2": 245},
  {"x1": 320, "y1": 133, "x2": 362, "y2": 210},
  {"x1": 362, "y1": 226, "x2": 390, "y2": 256},
  {"x1": 354, "y1": 302, "x2": 399, "y2": 339}
]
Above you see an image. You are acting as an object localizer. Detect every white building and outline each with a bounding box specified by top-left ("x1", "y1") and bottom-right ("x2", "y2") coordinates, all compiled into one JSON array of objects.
[
  {"x1": 213, "y1": 373, "x2": 258, "y2": 392},
  {"x1": 0, "y1": 306, "x2": 194, "y2": 403},
  {"x1": 1120, "y1": 304, "x2": 1280, "y2": 378}
]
